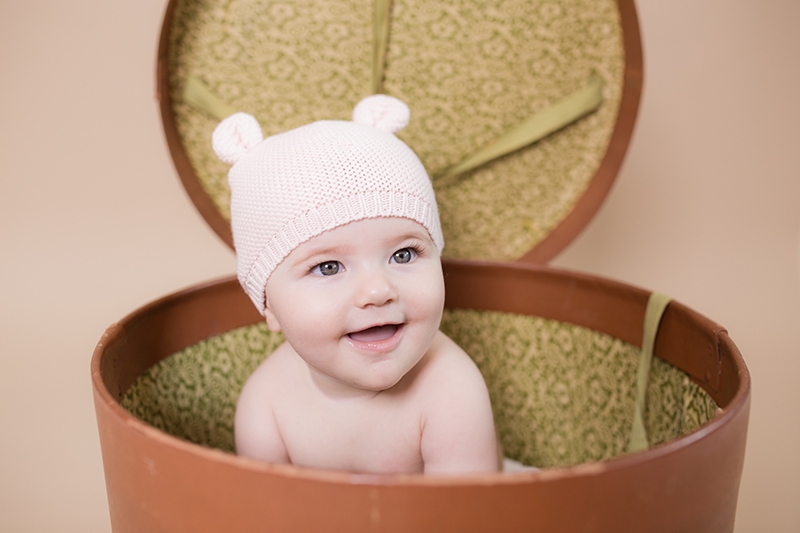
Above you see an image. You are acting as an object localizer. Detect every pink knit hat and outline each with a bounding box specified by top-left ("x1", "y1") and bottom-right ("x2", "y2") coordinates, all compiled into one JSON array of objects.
[{"x1": 212, "y1": 95, "x2": 444, "y2": 315}]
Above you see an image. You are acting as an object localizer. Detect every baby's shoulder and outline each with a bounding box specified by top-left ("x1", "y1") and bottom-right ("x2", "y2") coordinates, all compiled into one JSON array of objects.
[
  {"x1": 412, "y1": 331, "x2": 488, "y2": 397},
  {"x1": 427, "y1": 330, "x2": 481, "y2": 371},
  {"x1": 238, "y1": 341, "x2": 298, "y2": 402}
]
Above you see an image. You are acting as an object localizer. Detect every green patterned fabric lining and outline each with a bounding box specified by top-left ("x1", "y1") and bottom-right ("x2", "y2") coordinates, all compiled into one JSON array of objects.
[
  {"x1": 440, "y1": 310, "x2": 717, "y2": 467},
  {"x1": 167, "y1": 0, "x2": 625, "y2": 261},
  {"x1": 122, "y1": 310, "x2": 717, "y2": 468}
]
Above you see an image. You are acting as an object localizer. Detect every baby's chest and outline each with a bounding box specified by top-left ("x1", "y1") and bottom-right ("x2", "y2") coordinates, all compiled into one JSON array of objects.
[{"x1": 275, "y1": 402, "x2": 424, "y2": 474}]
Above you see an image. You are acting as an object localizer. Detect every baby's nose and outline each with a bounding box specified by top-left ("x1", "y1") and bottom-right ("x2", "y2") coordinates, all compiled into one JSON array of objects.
[{"x1": 355, "y1": 268, "x2": 397, "y2": 308}]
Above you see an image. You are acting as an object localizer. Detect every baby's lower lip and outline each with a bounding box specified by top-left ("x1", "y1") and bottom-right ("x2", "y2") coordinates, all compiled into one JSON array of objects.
[{"x1": 346, "y1": 324, "x2": 404, "y2": 351}]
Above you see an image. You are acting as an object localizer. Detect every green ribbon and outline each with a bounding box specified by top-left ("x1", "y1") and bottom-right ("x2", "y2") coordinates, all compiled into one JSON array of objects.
[
  {"x1": 370, "y1": 1, "x2": 603, "y2": 181},
  {"x1": 372, "y1": 0, "x2": 393, "y2": 95},
  {"x1": 628, "y1": 292, "x2": 673, "y2": 453},
  {"x1": 434, "y1": 75, "x2": 604, "y2": 184},
  {"x1": 183, "y1": 75, "x2": 236, "y2": 120}
]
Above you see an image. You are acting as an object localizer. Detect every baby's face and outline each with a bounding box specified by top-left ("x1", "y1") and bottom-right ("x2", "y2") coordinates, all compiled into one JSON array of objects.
[{"x1": 263, "y1": 217, "x2": 445, "y2": 394}]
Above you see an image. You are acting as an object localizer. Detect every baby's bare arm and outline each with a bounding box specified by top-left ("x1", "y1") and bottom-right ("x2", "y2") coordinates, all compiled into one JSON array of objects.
[
  {"x1": 234, "y1": 353, "x2": 290, "y2": 464},
  {"x1": 419, "y1": 334, "x2": 499, "y2": 474}
]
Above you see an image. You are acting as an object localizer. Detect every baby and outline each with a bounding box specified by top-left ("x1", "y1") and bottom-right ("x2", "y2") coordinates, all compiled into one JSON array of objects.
[{"x1": 213, "y1": 95, "x2": 498, "y2": 475}]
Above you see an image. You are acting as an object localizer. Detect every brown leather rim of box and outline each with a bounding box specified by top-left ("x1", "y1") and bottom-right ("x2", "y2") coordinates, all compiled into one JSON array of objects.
[{"x1": 92, "y1": 261, "x2": 750, "y2": 532}]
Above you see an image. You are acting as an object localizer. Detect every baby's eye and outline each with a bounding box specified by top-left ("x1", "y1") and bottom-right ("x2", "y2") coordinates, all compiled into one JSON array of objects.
[
  {"x1": 391, "y1": 248, "x2": 416, "y2": 264},
  {"x1": 311, "y1": 261, "x2": 342, "y2": 276}
]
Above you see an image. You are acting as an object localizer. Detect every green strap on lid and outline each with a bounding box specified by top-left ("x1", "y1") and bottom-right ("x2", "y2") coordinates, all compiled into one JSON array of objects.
[
  {"x1": 433, "y1": 75, "x2": 604, "y2": 184},
  {"x1": 369, "y1": 0, "x2": 603, "y2": 182},
  {"x1": 628, "y1": 292, "x2": 673, "y2": 453},
  {"x1": 372, "y1": 0, "x2": 393, "y2": 95},
  {"x1": 183, "y1": 75, "x2": 236, "y2": 121}
]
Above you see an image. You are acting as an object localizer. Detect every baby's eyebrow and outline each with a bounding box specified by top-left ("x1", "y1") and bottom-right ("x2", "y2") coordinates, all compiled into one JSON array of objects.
[
  {"x1": 391, "y1": 232, "x2": 432, "y2": 245},
  {"x1": 290, "y1": 244, "x2": 352, "y2": 266}
]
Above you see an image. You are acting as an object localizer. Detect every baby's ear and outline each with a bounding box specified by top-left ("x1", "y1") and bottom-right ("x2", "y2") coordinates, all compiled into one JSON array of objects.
[
  {"x1": 263, "y1": 303, "x2": 282, "y2": 333},
  {"x1": 212, "y1": 112, "x2": 263, "y2": 165}
]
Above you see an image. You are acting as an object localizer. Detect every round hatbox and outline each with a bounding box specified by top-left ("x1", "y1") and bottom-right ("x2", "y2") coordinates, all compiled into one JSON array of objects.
[{"x1": 92, "y1": 0, "x2": 751, "y2": 531}]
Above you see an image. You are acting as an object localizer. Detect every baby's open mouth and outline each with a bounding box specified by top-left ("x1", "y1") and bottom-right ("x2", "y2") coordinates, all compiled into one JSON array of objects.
[{"x1": 347, "y1": 324, "x2": 401, "y2": 343}]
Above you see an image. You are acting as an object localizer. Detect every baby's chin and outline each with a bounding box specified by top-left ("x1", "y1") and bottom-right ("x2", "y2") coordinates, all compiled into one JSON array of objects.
[
  {"x1": 341, "y1": 361, "x2": 415, "y2": 393},
  {"x1": 305, "y1": 361, "x2": 409, "y2": 397},
  {"x1": 345, "y1": 370, "x2": 406, "y2": 393}
]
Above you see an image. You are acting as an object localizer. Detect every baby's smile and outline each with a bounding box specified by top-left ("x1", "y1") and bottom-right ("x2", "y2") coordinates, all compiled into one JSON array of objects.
[{"x1": 346, "y1": 323, "x2": 404, "y2": 350}]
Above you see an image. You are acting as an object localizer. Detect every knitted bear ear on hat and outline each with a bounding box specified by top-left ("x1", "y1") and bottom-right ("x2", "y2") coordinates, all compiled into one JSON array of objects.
[
  {"x1": 352, "y1": 94, "x2": 410, "y2": 134},
  {"x1": 212, "y1": 112, "x2": 264, "y2": 165}
]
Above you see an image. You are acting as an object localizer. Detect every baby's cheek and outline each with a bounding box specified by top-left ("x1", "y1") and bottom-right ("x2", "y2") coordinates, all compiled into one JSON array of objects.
[
  {"x1": 420, "y1": 275, "x2": 445, "y2": 315},
  {"x1": 410, "y1": 293, "x2": 445, "y2": 333}
]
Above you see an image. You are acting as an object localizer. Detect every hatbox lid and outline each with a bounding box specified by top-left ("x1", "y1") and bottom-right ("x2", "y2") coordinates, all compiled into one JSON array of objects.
[{"x1": 157, "y1": 0, "x2": 642, "y2": 264}]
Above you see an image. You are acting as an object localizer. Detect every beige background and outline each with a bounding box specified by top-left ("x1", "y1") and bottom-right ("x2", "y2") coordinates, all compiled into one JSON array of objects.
[{"x1": 1, "y1": 0, "x2": 797, "y2": 531}]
